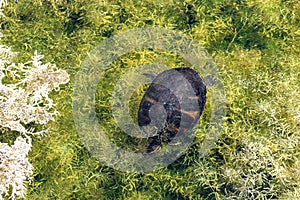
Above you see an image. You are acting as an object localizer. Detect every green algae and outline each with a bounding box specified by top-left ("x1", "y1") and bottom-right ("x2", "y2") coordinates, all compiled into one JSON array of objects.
[{"x1": 1, "y1": 0, "x2": 299, "y2": 199}]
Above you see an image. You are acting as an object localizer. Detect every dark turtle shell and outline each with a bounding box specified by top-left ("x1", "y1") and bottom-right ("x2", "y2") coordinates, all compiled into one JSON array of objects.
[{"x1": 138, "y1": 67, "x2": 206, "y2": 153}]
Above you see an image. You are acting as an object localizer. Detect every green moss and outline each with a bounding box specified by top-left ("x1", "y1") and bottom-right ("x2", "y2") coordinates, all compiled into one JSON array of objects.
[{"x1": 1, "y1": 0, "x2": 299, "y2": 199}]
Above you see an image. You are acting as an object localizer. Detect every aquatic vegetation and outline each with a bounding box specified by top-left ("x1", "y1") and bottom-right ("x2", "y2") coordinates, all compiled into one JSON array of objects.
[
  {"x1": 0, "y1": 2, "x2": 69, "y2": 198},
  {"x1": 0, "y1": 0, "x2": 299, "y2": 199},
  {"x1": 0, "y1": 48, "x2": 69, "y2": 199}
]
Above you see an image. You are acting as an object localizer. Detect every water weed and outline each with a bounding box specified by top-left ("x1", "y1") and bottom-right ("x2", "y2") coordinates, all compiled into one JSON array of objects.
[{"x1": 0, "y1": 0, "x2": 299, "y2": 199}]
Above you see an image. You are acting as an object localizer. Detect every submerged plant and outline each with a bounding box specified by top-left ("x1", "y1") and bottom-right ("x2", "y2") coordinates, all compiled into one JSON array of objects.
[
  {"x1": 0, "y1": 46, "x2": 69, "y2": 199},
  {"x1": 0, "y1": 3, "x2": 70, "y2": 196},
  {"x1": 0, "y1": 47, "x2": 69, "y2": 200},
  {"x1": 0, "y1": 136, "x2": 32, "y2": 200},
  {"x1": 0, "y1": 0, "x2": 299, "y2": 199}
]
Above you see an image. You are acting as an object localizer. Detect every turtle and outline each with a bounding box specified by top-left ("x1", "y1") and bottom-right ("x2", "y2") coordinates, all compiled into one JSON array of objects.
[{"x1": 138, "y1": 67, "x2": 207, "y2": 153}]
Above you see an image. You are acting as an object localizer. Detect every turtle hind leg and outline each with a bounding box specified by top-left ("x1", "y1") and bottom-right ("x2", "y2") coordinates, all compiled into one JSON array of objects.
[{"x1": 146, "y1": 139, "x2": 162, "y2": 153}]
